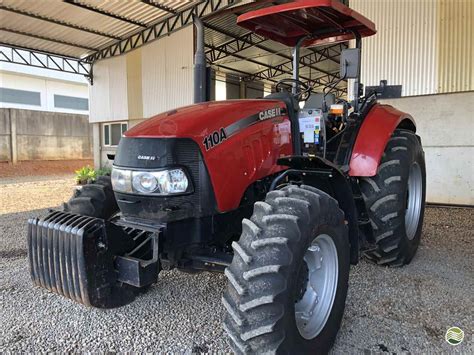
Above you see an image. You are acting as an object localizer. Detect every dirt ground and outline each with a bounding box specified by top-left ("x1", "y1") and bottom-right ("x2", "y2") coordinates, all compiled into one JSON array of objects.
[
  {"x1": 0, "y1": 176, "x2": 472, "y2": 353},
  {"x1": 0, "y1": 177, "x2": 76, "y2": 215},
  {"x1": 0, "y1": 160, "x2": 91, "y2": 214},
  {"x1": 0, "y1": 160, "x2": 93, "y2": 179}
]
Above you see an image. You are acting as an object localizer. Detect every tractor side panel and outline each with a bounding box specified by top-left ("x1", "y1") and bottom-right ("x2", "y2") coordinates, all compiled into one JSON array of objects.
[
  {"x1": 205, "y1": 116, "x2": 292, "y2": 211},
  {"x1": 349, "y1": 104, "x2": 416, "y2": 177}
]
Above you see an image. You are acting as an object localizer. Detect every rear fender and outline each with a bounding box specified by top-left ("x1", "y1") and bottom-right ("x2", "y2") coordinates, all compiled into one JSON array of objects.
[{"x1": 349, "y1": 104, "x2": 416, "y2": 177}]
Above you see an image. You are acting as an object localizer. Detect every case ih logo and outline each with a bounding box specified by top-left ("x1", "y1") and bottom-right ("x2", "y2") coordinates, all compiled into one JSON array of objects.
[
  {"x1": 259, "y1": 107, "x2": 282, "y2": 120},
  {"x1": 137, "y1": 155, "x2": 157, "y2": 161}
]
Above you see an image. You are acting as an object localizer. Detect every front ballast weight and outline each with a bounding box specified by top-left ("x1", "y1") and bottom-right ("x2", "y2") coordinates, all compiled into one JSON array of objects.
[{"x1": 27, "y1": 210, "x2": 160, "y2": 308}]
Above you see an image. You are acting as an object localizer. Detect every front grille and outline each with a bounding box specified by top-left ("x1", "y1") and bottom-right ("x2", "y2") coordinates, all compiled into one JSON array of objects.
[{"x1": 114, "y1": 138, "x2": 215, "y2": 221}]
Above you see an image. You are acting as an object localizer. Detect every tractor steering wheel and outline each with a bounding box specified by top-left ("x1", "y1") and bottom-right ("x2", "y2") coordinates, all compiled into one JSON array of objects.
[{"x1": 275, "y1": 78, "x2": 312, "y2": 101}]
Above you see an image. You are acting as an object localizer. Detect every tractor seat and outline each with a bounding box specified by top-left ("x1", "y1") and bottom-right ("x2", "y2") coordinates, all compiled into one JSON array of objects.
[{"x1": 264, "y1": 92, "x2": 299, "y2": 115}]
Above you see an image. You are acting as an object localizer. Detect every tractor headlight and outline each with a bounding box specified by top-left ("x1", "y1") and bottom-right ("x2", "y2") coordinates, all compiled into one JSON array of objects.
[
  {"x1": 132, "y1": 172, "x2": 159, "y2": 194},
  {"x1": 161, "y1": 169, "x2": 189, "y2": 194},
  {"x1": 111, "y1": 168, "x2": 132, "y2": 193},
  {"x1": 112, "y1": 167, "x2": 190, "y2": 195}
]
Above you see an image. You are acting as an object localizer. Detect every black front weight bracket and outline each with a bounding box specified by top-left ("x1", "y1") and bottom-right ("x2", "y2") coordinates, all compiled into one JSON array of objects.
[
  {"x1": 27, "y1": 211, "x2": 161, "y2": 308},
  {"x1": 115, "y1": 231, "x2": 160, "y2": 288}
]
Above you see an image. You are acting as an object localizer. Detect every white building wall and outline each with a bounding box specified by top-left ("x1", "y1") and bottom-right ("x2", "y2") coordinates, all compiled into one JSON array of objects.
[
  {"x1": 381, "y1": 92, "x2": 474, "y2": 205},
  {"x1": 88, "y1": 27, "x2": 194, "y2": 168},
  {"x1": 0, "y1": 61, "x2": 88, "y2": 83},
  {"x1": 89, "y1": 56, "x2": 128, "y2": 123},
  {"x1": 141, "y1": 26, "x2": 194, "y2": 116},
  {"x1": 0, "y1": 71, "x2": 88, "y2": 113},
  {"x1": 89, "y1": 26, "x2": 194, "y2": 123}
]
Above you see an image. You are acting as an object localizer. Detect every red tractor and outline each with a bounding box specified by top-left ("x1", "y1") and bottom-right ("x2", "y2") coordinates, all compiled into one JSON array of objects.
[{"x1": 27, "y1": 1, "x2": 426, "y2": 353}]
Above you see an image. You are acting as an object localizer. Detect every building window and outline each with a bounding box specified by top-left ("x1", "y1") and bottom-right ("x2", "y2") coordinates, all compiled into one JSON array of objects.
[
  {"x1": 0, "y1": 88, "x2": 41, "y2": 106},
  {"x1": 54, "y1": 94, "x2": 89, "y2": 110},
  {"x1": 103, "y1": 122, "x2": 128, "y2": 147}
]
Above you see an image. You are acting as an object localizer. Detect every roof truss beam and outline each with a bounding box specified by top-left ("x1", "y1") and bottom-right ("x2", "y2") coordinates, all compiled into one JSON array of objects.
[
  {"x1": 85, "y1": 0, "x2": 239, "y2": 62},
  {"x1": 204, "y1": 24, "x2": 341, "y2": 66},
  {"x1": 63, "y1": 0, "x2": 148, "y2": 28},
  {"x1": 0, "y1": 44, "x2": 91, "y2": 80},
  {"x1": 0, "y1": 4, "x2": 121, "y2": 40},
  {"x1": 206, "y1": 42, "x2": 343, "y2": 92},
  {"x1": 243, "y1": 43, "x2": 345, "y2": 83},
  {"x1": 204, "y1": 23, "x2": 342, "y2": 77},
  {"x1": 213, "y1": 63, "x2": 268, "y2": 80},
  {"x1": 246, "y1": 67, "x2": 346, "y2": 96},
  {"x1": 212, "y1": 62, "x2": 343, "y2": 95},
  {"x1": 205, "y1": 31, "x2": 268, "y2": 62},
  {"x1": 309, "y1": 74, "x2": 346, "y2": 97}
]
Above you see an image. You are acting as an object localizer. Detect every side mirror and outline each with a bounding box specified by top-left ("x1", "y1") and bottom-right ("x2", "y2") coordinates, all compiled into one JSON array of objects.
[{"x1": 340, "y1": 48, "x2": 361, "y2": 79}]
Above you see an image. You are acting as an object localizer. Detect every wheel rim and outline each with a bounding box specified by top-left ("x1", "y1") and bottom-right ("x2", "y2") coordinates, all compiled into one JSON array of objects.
[
  {"x1": 405, "y1": 162, "x2": 423, "y2": 240},
  {"x1": 295, "y1": 234, "x2": 338, "y2": 339}
]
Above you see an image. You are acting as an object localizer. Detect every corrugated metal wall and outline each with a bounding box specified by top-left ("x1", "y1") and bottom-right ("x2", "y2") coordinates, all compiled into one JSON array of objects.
[
  {"x1": 142, "y1": 26, "x2": 193, "y2": 117},
  {"x1": 89, "y1": 56, "x2": 128, "y2": 123},
  {"x1": 89, "y1": 26, "x2": 193, "y2": 123},
  {"x1": 437, "y1": 0, "x2": 474, "y2": 93},
  {"x1": 351, "y1": 0, "x2": 473, "y2": 96}
]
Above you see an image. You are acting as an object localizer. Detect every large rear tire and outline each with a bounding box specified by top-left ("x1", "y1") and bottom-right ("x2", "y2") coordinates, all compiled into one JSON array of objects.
[
  {"x1": 222, "y1": 185, "x2": 350, "y2": 354},
  {"x1": 360, "y1": 129, "x2": 426, "y2": 266},
  {"x1": 63, "y1": 176, "x2": 119, "y2": 219}
]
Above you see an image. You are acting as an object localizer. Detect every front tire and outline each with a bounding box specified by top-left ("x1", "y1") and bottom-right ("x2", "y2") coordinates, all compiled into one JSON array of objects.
[
  {"x1": 63, "y1": 176, "x2": 153, "y2": 298},
  {"x1": 360, "y1": 129, "x2": 426, "y2": 266},
  {"x1": 64, "y1": 176, "x2": 119, "y2": 219},
  {"x1": 223, "y1": 185, "x2": 349, "y2": 354}
]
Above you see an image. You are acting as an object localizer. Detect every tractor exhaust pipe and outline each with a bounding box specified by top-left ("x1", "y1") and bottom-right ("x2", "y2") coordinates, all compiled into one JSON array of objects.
[{"x1": 193, "y1": 15, "x2": 206, "y2": 103}]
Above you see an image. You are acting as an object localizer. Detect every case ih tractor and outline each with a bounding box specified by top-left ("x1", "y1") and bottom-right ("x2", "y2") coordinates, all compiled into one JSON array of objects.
[{"x1": 27, "y1": 1, "x2": 426, "y2": 353}]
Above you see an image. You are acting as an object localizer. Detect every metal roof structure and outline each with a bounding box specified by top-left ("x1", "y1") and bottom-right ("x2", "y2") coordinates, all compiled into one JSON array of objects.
[
  {"x1": 204, "y1": 1, "x2": 347, "y2": 94},
  {"x1": 0, "y1": 0, "x2": 347, "y2": 94},
  {"x1": 0, "y1": 0, "x2": 240, "y2": 83}
]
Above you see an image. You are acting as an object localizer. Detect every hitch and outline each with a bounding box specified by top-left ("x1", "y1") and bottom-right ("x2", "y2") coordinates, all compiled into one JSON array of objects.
[
  {"x1": 27, "y1": 211, "x2": 160, "y2": 308},
  {"x1": 115, "y1": 231, "x2": 160, "y2": 287}
]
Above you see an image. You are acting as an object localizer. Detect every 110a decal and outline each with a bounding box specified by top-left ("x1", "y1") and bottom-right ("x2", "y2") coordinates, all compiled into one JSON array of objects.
[{"x1": 203, "y1": 128, "x2": 227, "y2": 151}]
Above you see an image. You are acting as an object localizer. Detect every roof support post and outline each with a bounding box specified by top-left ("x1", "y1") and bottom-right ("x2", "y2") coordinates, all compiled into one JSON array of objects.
[
  {"x1": 292, "y1": 36, "x2": 308, "y2": 94},
  {"x1": 352, "y1": 31, "x2": 362, "y2": 110}
]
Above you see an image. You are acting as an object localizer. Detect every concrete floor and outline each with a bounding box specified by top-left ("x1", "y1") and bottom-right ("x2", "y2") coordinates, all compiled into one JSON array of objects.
[{"x1": 0, "y1": 177, "x2": 472, "y2": 353}]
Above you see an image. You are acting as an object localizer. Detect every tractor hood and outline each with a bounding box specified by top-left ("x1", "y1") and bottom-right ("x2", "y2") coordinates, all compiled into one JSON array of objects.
[
  {"x1": 121, "y1": 99, "x2": 293, "y2": 212},
  {"x1": 125, "y1": 99, "x2": 288, "y2": 143}
]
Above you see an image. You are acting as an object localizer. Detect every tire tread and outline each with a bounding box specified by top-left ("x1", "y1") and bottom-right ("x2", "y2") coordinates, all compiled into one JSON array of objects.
[
  {"x1": 223, "y1": 185, "x2": 347, "y2": 353},
  {"x1": 63, "y1": 176, "x2": 118, "y2": 219},
  {"x1": 361, "y1": 129, "x2": 425, "y2": 266}
]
